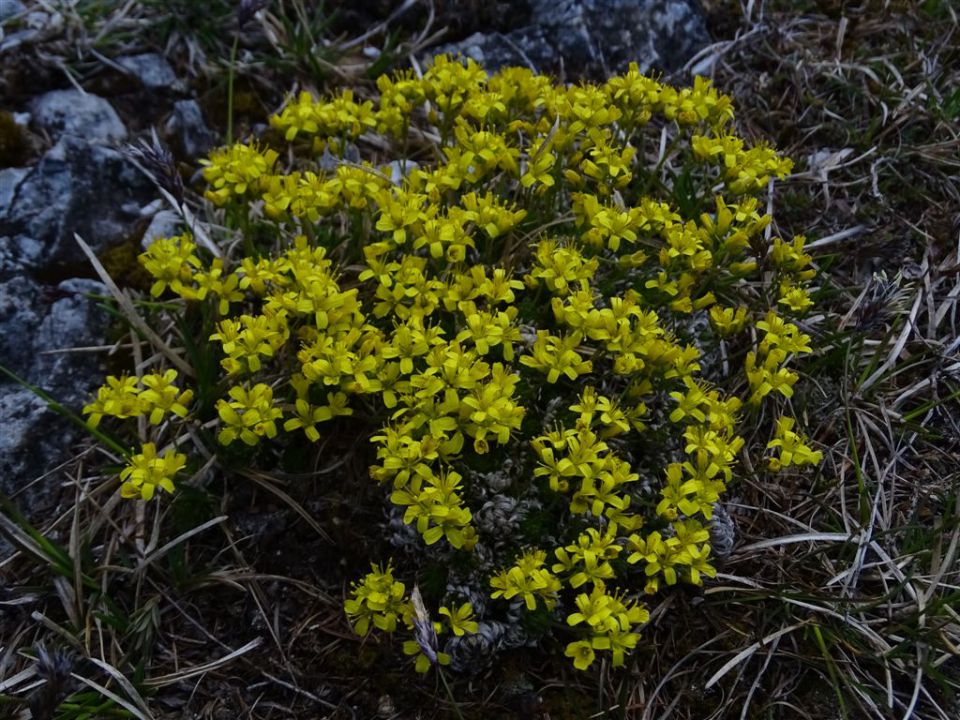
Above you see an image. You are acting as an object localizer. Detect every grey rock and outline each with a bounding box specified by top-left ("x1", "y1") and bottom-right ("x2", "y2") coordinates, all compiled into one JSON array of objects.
[
  {"x1": 318, "y1": 144, "x2": 361, "y2": 172},
  {"x1": 30, "y1": 89, "x2": 127, "y2": 144},
  {"x1": 0, "y1": 275, "x2": 45, "y2": 375},
  {"x1": 0, "y1": 166, "x2": 29, "y2": 213},
  {"x1": 0, "y1": 277, "x2": 107, "y2": 516},
  {"x1": 0, "y1": 235, "x2": 43, "y2": 277},
  {"x1": 0, "y1": 388, "x2": 72, "y2": 516},
  {"x1": 0, "y1": 136, "x2": 153, "y2": 266},
  {"x1": 35, "y1": 278, "x2": 108, "y2": 401},
  {"x1": 434, "y1": 0, "x2": 708, "y2": 80},
  {"x1": 382, "y1": 159, "x2": 420, "y2": 185},
  {"x1": 0, "y1": 276, "x2": 106, "y2": 401},
  {"x1": 141, "y1": 209, "x2": 181, "y2": 248},
  {"x1": 116, "y1": 52, "x2": 178, "y2": 90},
  {"x1": 165, "y1": 100, "x2": 218, "y2": 158}
]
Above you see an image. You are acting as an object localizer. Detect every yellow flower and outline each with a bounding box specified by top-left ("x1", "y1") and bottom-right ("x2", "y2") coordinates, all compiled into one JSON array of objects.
[
  {"x1": 520, "y1": 148, "x2": 556, "y2": 189},
  {"x1": 669, "y1": 377, "x2": 708, "y2": 423},
  {"x1": 210, "y1": 312, "x2": 289, "y2": 374},
  {"x1": 403, "y1": 636, "x2": 451, "y2": 674},
  {"x1": 282, "y1": 399, "x2": 332, "y2": 442},
  {"x1": 677, "y1": 543, "x2": 717, "y2": 585},
  {"x1": 138, "y1": 369, "x2": 193, "y2": 425},
  {"x1": 201, "y1": 142, "x2": 278, "y2": 205},
  {"x1": 83, "y1": 375, "x2": 142, "y2": 427},
  {"x1": 527, "y1": 239, "x2": 598, "y2": 295},
  {"x1": 745, "y1": 351, "x2": 799, "y2": 404},
  {"x1": 778, "y1": 282, "x2": 814, "y2": 313},
  {"x1": 490, "y1": 549, "x2": 561, "y2": 610},
  {"x1": 217, "y1": 384, "x2": 283, "y2": 446},
  {"x1": 344, "y1": 562, "x2": 407, "y2": 636},
  {"x1": 138, "y1": 233, "x2": 201, "y2": 297},
  {"x1": 439, "y1": 602, "x2": 479, "y2": 636},
  {"x1": 389, "y1": 468, "x2": 476, "y2": 549},
  {"x1": 193, "y1": 259, "x2": 243, "y2": 314},
  {"x1": 708, "y1": 305, "x2": 748, "y2": 336},
  {"x1": 84, "y1": 55, "x2": 821, "y2": 676},
  {"x1": 767, "y1": 416, "x2": 823, "y2": 470},
  {"x1": 119, "y1": 443, "x2": 185, "y2": 501},
  {"x1": 565, "y1": 640, "x2": 596, "y2": 671},
  {"x1": 519, "y1": 331, "x2": 593, "y2": 383}
]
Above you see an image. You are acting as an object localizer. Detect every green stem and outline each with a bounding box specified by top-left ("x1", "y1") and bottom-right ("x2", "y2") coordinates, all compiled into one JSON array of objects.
[
  {"x1": 226, "y1": 33, "x2": 240, "y2": 145},
  {"x1": 437, "y1": 666, "x2": 465, "y2": 720}
]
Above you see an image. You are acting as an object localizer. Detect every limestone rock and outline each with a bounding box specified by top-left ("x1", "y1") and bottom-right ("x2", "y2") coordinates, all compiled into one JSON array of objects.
[
  {"x1": 0, "y1": 235, "x2": 42, "y2": 277},
  {"x1": 0, "y1": 166, "x2": 28, "y2": 212},
  {"x1": 141, "y1": 209, "x2": 181, "y2": 248},
  {"x1": 0, "y1": 276, "x2": 45, "y2": 375},
  {"x1": 434, "y1": 0, "x2": 709, "y2": 80},
  {"x1": 0, "y1": 387, "x2": 73, "y2": 512},
  {"x1": 0, "y1": 277, "x2": 106, "y2": 400},
  {"x1": 116, "y1": 52, "x2": 179, "y2": 91},
  {"x1": 0, "y1": 277, "x2": 107, "y2": 514},
  {"x1": 29, "y1": 89, "x2": 127, "y2": 144},
  {"x1": 165, "y1": 100, "x2": 218, "y2": 158},
  {"x1": 0, "y1": 137, "x2": 153, "y2": 267}
]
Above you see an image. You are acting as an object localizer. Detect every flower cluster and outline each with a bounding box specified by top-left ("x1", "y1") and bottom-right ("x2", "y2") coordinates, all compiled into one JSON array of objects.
[
  {"x1": 216, "y1": 383, "x2": 284, "y2": 446},
  {"x1": 119, "y1": 443, "x2": 187, "y2": 501},
  {"x1": 344, "y1": 562, "x2": 409, "y2": 636},
  {"x1": 490, "y1": 549, "x2": 562, "y2": 610},
  {"x1": 565, "y1": 583, "x2": 650, "y2": 669},
  {"x1": 766, "y1": 417, "x2": 823, "y2": 470},
  {"x1": 200, "y1": 142, "x2": 278, "y2": 205},
  {"x1": 83, "y1": 371, "x2": 193, "y2": 427},
  {"x1": 84, "y1": 56, "x2": 824, "y2": 674},
  {"x1": 344, "y1": 564, "x2": 477, "y2": 673}
]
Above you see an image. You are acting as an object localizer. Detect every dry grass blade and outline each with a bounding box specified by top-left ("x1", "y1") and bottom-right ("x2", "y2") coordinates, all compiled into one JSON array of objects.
[
  {"x1": 138, "y1": 515, "x2": 228, "y2": 570},
  {"x1": 74, "y1": 234, "x2": 194, "y2": 377},
  {"x1": 86, "y1": 657, "x2": 155, "y2": 718},
  {"x1": 0, "y1": 511, "x2": 54, "y2": 567},
  {"x1": 156, "y1": 186, "x2": 222, "y2": 259},
  {"x1": 736, "y1": 532, "x2": 856, "y2": 552},
  {"x1": 70, "y1": 671, "x2": 154, "y2": 720},
  {"x1": 0, "y1": 667, "x2": 38, "y2": 694},
  {"x1": 705, "y1": 621, "x2": 808, "y2": 690},
  {"x1": 862, "y1": 273, "x2": 925, "y2": 391},
  {"x1": 143, "y1": 638, "x2": 264, "y2": 688}
]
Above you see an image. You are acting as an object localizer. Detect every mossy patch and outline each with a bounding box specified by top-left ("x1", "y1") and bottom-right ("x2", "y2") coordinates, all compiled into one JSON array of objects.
[
  {"x1": 0, "y1": 110, "x2": 30, "y2": 167},
  {"x1": 97, "y1": 238, "x2": 153, "y2": 293}
]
